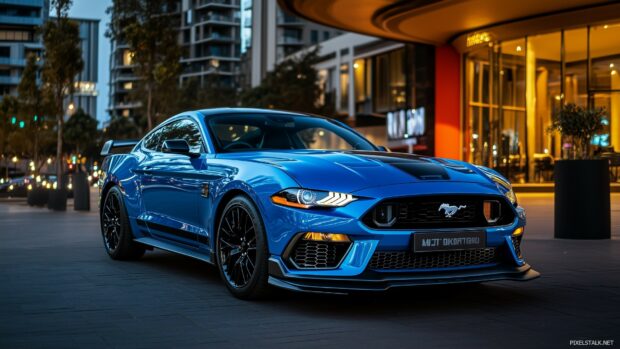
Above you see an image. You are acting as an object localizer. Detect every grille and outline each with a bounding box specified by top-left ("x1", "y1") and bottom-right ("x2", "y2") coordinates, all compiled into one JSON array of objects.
[
  {"x1": 290, "y1": 240, "x2": 350, "y2": 269},
  {"x1": 363, "y1": 195, "x2": 515, "y2": 229},
  {"x1": 511, "y1": 235, "x2": 522, "y2": 258},
  {"x1": 368, "y1": 248, "x2": 499, "y2": 270}
]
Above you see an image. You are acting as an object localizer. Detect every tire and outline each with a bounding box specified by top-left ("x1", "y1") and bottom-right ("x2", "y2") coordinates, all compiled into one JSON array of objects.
[
  {"x1": 215, "y1": 195, "x2": 270, "y2": 299},
  {"x1": 100, "y1": 186, "x2": 145, "y2": 260}
]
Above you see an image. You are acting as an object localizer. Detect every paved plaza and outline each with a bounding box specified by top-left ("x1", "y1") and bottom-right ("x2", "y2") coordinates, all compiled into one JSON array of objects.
[{"x1": 0, "y1": 193, "x2": 619, "y2": 348}]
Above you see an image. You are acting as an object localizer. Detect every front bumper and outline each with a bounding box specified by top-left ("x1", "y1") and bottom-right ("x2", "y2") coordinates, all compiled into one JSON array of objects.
[{"x1": 268, "y1": 258, "x2": 540, "y2": 294}]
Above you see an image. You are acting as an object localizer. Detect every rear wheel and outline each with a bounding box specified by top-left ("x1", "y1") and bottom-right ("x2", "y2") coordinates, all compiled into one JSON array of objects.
[
  {"x1": 100, "y1": 186, "x2": 145, "y2": 260},
  {"x1": 216, "y1": 195, "x2": 270, "y2": 299}
]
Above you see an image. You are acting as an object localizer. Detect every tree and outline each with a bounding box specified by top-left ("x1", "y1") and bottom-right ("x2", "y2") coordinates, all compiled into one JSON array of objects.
[
  {"x1": 17, "y1": 52, "x2": 53, "y2": 175},
  {"x1": 107, "y1": 0, "x2": 181, "y2": 132},
  {"x1": 41, "y1": 0, "x2": 83, "y2": 188},
  {"x1": 103, "y1": 115, "x2": 140, "y2": 141},
  {"x1": 64, "y1": 108, "x2": 98, "y2": 156},
  {"x1": 0, "y1": 96, "x2": 18, "y2": 179},
  {"x1": 240, "y1": 49, "x2": 331, "y2": 115},
  {"x1": 178, "y1": 74, "x2": 238, "y2": 111}
]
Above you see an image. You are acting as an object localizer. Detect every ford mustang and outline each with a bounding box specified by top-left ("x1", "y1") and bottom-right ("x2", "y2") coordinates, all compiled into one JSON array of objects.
[{"x1": 99, "y1": 108, "x2": 539, "y2": 299}]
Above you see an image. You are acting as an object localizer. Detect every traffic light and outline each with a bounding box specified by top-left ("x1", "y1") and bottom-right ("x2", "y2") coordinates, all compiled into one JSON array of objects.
[
  {"x1": 33, "y1": 115, "x2": 38, "y2": 122},
  {"x1": 18, "y1": 121, "x2": 25, "y2": 128},
  {"x1": 10, "y1": 116, "x2": 16, "y2": 124}
]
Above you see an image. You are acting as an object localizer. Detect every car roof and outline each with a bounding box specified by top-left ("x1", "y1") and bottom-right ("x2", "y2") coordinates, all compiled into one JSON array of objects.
[{"x1": 196, "y1": 107, "x2": 322, "y2": 119}]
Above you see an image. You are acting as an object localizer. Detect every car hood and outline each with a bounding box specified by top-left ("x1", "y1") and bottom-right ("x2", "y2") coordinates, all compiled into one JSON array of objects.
[{"x1": 221, "y1": 150, "x2": 498, "y2": 193}]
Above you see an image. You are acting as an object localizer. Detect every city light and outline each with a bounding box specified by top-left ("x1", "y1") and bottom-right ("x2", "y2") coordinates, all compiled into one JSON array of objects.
[{"x1": 11, "y1": 156, "x2": 18, "y2": 163}]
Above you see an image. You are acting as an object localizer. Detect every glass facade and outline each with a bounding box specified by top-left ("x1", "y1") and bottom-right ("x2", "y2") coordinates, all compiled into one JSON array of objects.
[{"x1": 464, "y1": 22, "x2": 620, "y2": 182}]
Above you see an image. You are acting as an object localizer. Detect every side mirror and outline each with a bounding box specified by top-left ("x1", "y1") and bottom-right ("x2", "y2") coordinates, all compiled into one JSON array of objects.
[
  {"x1": 161, "y1": 139, "x2": 199, "y2": 158},
  {"x1": 377, "y1": 145, "x2": 390, "y2": 152}
]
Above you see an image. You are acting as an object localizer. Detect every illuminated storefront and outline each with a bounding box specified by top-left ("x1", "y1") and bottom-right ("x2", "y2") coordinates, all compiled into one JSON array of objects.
[{"x1": 462, "y1": 23, "x2": 620, "y2": 182}]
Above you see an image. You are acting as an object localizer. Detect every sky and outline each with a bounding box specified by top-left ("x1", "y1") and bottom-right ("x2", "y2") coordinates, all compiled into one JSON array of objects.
[{"x1": 53, "y1": 0, "x2": 112, "y2": 126}]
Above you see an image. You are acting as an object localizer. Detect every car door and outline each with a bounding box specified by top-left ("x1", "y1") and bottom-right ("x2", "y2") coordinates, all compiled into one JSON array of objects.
[{"x1": 137, "y1": 118, "x2": 206, "y2": 247}]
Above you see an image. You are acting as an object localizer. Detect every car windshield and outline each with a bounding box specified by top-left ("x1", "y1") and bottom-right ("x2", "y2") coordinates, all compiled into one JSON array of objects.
[{"x1": 206, "y1": 113, "x2": 377, "y2": 153}]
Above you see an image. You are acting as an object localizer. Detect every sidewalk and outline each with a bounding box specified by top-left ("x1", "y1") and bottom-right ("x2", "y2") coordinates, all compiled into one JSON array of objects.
[{"x1": 0, "y1": 194, "x2": 618, "y2": 348}]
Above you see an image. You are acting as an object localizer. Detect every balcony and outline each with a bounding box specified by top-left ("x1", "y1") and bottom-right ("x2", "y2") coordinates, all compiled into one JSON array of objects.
[
  {"x1": 278, "y1": 36, "x2": 304, "y2": 45},
  {"x1": 0, "y1": 57, "x2": 26, "y2": 67},
  {"x1": 0, "y1": 76, "x2": 21, "y2": 85},
  {"x1": 196, "y1": 32, "x2": 237, "y2": 43},
  {"x1": 195, "y1": 14, "x2": 240, "y2": 25},
  {"x1": 0, "y1": 0, "x2": 44, "y2": 7},
  {"x1": 277, "y1": 13, "x2": 303, "y2": 26},
  {"x1": 0, "y1": 15, "x2": 43, "y2": 26},
  {"x1": 195, "y1": 0, "x2": 240, "y2": 9}
]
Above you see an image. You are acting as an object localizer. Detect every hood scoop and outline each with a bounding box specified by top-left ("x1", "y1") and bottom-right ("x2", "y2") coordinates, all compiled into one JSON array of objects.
[{"x1": 356, "y1": 153, "x2": 450, "y2": 180}]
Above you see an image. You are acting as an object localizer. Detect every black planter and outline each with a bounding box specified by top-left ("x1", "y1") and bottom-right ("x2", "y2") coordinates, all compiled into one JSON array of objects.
[
  {"x1": 47, "y1": 189, "x2": 68, "y2": 211},
  {"x1": 72, "y1": 172, "x2": 90, "y2": 211},
  {"x1": 27, "y1": 187, "x2": 49, "y2": 207},
  {"x1": 554, "y1": 159, "x2": 611, "y2": 239}
]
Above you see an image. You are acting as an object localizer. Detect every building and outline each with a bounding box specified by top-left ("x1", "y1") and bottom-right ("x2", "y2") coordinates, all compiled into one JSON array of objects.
[
  {"x1": 0, "y1": 0, "x2": 47, "y2": 96},
  {"x1": 65, "y1": 18, "x2": 98, "y2": 119},
  {"x1": 180, "y1": 0, "x2": 241, "y2": 87},
  {"x1": 303, "y1": 33, "x2": 435, "y2": 154},
  {"x1": 108, "y1": 0, "x2": 241, "y2": 120},
  {"x1": 247, "y1": 0, "x2": 341, "y2": 87},
  {"x1": 279, "y1": 0, "x2": 620, "y2": 183}
]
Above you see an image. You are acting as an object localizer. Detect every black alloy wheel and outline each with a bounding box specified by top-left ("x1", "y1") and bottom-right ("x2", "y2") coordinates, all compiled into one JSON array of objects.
[
  {"x1": 100, "y1": 186, "x2": 145, "y2": 260},
  {"x1": 216, "y1": 195, "x2": 270, "y2": 299}
]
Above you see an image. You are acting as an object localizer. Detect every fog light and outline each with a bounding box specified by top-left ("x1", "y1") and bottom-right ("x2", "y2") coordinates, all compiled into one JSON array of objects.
[
  {"x1": 302, "y1": 232, "x2": 350, "y2": 242},
  {"x1": 512, "y1": 227, "x2": 524, "y2": 236}
]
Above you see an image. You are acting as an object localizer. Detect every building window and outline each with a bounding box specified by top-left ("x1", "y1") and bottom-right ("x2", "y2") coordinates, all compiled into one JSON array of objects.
[
  {"x1": 323, "y1": 31, "x2": 330, "y2": 41},
  {"x1": 123, "y1": 82, "x2": 133, "y2": 90},
  {"x1": 122, "y1": 50, "x2": 134, "y2": 66},
  {"x1": 0, "y1": 30, "x2": 32, "y2": 42},
  {"x1": 310, "y1": 30, "x2": 318, "y2": 45},
  {"x1": 374, "y1": 48, "x2": 406, "y2": 113},
  {"x1": 0, "y1": 46, "x2": 9, "y2": 57},
  {"x1": 354, "y1": 58, "x2": 372, "y2": 113},
  {"x1": 339, "y1": 63, "x2": 349, "y2": 112}
]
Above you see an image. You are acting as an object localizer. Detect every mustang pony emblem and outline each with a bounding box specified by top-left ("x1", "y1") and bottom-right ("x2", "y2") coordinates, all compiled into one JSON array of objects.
[{"x1": 438, "y1": 203, "x2": 467, "y2": 218}]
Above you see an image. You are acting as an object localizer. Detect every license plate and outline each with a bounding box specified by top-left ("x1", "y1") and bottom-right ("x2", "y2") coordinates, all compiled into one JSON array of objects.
[{"x1": 412, "y1": 231, "x2": 486, "y2": 252}]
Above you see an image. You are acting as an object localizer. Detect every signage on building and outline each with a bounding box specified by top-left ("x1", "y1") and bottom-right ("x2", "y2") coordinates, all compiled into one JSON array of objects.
[
  {"x1": 466, "y1": 31, "x2": 492, "y2": 48},
  {"x1": 387, "y1": 107, "x2": 425, "y2": 140}
]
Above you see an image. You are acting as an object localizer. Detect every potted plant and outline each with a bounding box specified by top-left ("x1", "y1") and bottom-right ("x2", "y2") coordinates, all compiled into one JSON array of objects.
[{"x1": 548, "y1": 104, "x2": 610, "y2": 239}]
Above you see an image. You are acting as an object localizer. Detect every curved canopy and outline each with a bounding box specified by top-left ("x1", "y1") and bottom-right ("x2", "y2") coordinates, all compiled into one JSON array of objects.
[{"x1": 278, "y1": 0, "x2": 619, "y2": 45}]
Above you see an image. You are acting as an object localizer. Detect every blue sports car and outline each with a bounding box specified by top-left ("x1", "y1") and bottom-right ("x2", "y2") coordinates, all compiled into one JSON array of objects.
[{"x1": 99, "y1": 108, "x2": 539, "y2": 299}]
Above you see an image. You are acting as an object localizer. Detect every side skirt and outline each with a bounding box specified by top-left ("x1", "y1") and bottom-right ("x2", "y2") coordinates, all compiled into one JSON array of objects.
[{"x1": 134, "y1": 237, "x2": 214, "y2": 265}]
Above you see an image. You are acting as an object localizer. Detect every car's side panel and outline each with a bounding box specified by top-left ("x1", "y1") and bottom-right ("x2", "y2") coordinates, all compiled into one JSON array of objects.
[{"x1": 199, "y1": 158, "x2": 300, "y2": 255}]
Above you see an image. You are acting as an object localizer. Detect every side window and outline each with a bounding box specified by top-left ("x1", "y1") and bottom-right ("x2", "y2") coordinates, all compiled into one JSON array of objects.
[
  {"x1": 160, "y1": 119, "x2": 204, "y2": 153},
  {"x1": 143, "y1": 127, "x2": 164, "y2": 151},
  {"x1": 142, "y1": 119, "x2": 204, "y2": 153}
]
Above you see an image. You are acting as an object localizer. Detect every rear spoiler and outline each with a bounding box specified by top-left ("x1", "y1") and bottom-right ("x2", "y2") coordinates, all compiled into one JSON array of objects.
[{"x1": 100, "y1": 139, "x2": 139, "y2": 156}]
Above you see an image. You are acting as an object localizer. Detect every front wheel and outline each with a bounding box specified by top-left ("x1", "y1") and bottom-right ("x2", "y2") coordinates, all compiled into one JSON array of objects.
[
  {"x1": 215, "y1": 195, "x2": 270, "y2": 299},
  {"x1": 100, "y1": 186, "x2": 145, "y2": 260}
]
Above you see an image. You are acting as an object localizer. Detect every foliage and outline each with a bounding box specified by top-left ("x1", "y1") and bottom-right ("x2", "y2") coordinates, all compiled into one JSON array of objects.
[
  {"x1": 240, "y1": 49, "x2": 332, "y2": 115},
  {"x1": 17, "y1": 53, "x2": 55, "y2": 174},
  {"x1": 107, "y1": 0, "x2": 181, "y2": 132},
  {"x1": 178, "y1": 74, "x2": 239, "y2": 111},
  {"x1": 64, "y1": 108, "x2": 99, "y2": 156},
  {"x1": 41, "y1": 0, "x2": 83, "y2": 184},
  {"x1": 548, "y1": 103, "x2": 606, "y2": 159},
  {"x1": 103, "y1": 115, "x2": 141, "y2": 141}
]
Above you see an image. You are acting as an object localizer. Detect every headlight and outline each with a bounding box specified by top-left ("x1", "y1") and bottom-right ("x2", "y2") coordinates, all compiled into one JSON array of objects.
[
  {"x1": 271, "y1": 188, "x2": 356, "y2": 209},
  {"x1": 477, "y1": 166, "x2": 517, "y2": 205}
]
